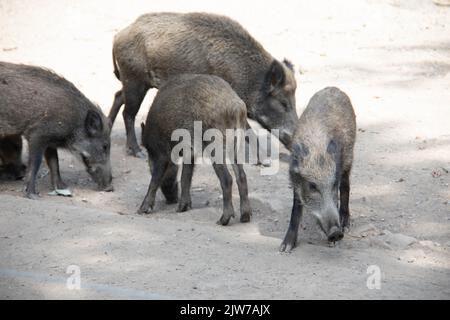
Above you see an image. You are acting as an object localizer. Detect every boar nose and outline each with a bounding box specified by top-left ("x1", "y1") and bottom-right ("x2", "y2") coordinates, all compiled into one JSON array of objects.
[
  {"x1": 280, "y1": 130, "x2": 293, "y2": 149},
  {"x1": 327, "y1": 226, "x2": 344, "y2": 243}
]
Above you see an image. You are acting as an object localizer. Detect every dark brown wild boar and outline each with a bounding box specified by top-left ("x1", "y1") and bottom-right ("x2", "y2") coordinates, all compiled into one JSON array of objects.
[
  {"x1": 109, "y1": 12, "x2": 297, "y2": 158},
  {"x1": 280, "y1": 87, "x2": 356, "y2": 252},
  {"x1": 0, "y1": 62, "x2": 113, "y2": 199},
  {"x1": 139, "y1": 74, "x2": 252, "y2": 226}
]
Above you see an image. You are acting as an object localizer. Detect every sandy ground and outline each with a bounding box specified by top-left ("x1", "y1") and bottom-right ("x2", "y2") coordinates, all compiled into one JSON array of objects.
[{"x1": 0, "y1": 0, "x2": 449, "y2": 299}]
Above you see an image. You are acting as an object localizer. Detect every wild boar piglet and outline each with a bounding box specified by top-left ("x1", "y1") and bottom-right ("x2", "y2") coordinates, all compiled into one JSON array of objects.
[
  {"x1": 280, "y1": 87, "x2": 356, "y2": 252},
  {"x1": 139, "y1": 74, "x2": 252, "y2": 226}
]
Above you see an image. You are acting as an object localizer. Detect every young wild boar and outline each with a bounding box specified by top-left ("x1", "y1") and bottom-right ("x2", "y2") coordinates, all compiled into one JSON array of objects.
[
  {"x1": 138, "y1": 74, "x2": 252, "y2": 226},
  {"x1": 109, "y1": 12, "x2": 298, "y2": 158},
  {"x1": 0, "y1": 135, "x2": 26, "y2": 180},
  {"x1": 0, "y1": 62, "x2": 113, "y2": 199},
  {"x1": 280, "y1": 87, "x2": 356, "y2": 252}
]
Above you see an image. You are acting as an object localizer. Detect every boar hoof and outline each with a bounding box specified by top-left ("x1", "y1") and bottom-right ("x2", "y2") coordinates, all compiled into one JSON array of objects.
[
  {"x1": 126, "y1": 147, "x2": 146, "y2": 159},
  {"x1": 177, "y1": 201, "x2": 192, "y2": 212},
  {"x1": 280, "y1": 233, "x2": 297, "y2": 253},
  {"x1": 137, "y1": 203, "x2": 153, "y2": 215},
  {"x1": 279, "y1": 242, "x2": 294, "y2": 253},
  {"x1": 102, "y1": 184, "x2": 114, "y2": 192},
  {"x1": 240, "y1": 209, "x2": 252, "y2": 223},
  {"x1": 217, "y1": 212, "x2": 234, "y2": 226},
  {"x1": 328, "y1": 227, "x2": 344, "y2": 243},
  {"x1": 25, "y1": 192, "x2": 40, "y2": 200}
]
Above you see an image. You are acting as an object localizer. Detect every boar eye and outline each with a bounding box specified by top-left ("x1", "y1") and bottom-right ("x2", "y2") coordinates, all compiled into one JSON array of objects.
[
  {"x1": 309, "y1": 182, "x2": 318, "y2": 192},
  {"x1": 103, "y1": 143, "x2": 109, "y2": 152}
]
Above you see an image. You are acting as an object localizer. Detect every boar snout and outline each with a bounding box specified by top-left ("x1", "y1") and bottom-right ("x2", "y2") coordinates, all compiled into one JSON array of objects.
[
  {"x1": 327, "y1": 226, "x2": 344, "y2": 243},
  {"x1": 102, "y1": 183, "x2": 114, "y2": 192},
  {"x1": 314, "y1": 206, "x2": 343, "y2": 243},
  {"x1": 279, "y1": 129, "x2": 294, "y2": 150},
  {"x1": 86, "y1": 162, "x2": 113, "y2": 192},
  {"x1": 97, "y1": 170, "x2": 113, "y2": 192}
]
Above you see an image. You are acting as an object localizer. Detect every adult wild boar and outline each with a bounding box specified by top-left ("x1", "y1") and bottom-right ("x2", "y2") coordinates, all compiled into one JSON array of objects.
[
  {"x1": 109, "y1": 12, "x2": 298, "y2": 158},
  {"x1": 138, "y1": 74, "x2": 252, "y2": 226},
  {"x1": 280, "y1": 87, "x2": 356, "y2": 252},
  {"x1": 0, "y1": 62, "x2": 113, "y2": 199}
]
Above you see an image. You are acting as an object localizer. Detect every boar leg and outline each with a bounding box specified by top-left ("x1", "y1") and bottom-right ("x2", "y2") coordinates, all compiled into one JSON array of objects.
[
  {"x1": 24, "y1": 142, "x2": 45, "y2": 199},
  {"x1": 44, "y1": 147, "x2": 68, "y2": 191},
  {"x1": 161, "y1": 162, "x2": 178, "y2": 205},
  {"x1": 280, "y1": 189, "x2": 303, "y2": 252},
  {"x1": 0, "y1": 135, "x2": 25, "y2": 180},
  {"x1": 177, "y1": 163, "x2": 194, "y2": 212},
  {"x1": 122, "y1": 81, "x2": 148, "y2": 158},
  {"x1": 231, "y1": 164, "x2": 252, "y2": 223},
  {"x1": 339, "y1": 169, "x2": 351, "y2": 230},
  {"x1": 213, "y1": 163, "x2": 235, "y2": 226},
  {"x1": 108, "y1": 90, "x2": 125, "y2": 124},
  {"x1": 138, "y1": 157, "x2": 168, "y2": 214}
]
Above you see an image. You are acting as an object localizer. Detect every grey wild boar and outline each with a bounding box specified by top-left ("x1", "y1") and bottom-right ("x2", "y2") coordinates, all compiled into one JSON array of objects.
[
  {"x1": 109, "y1": 12, "x2": 298, "y2": 158},
  {"x1": 0, "y1": 62, "x2": 113, "y2": 199},
  {"x1": 0, "y1": 135, "x2": 26, "y2": 180},
  {"x1": 138, "y1": 74, "x2": 252, "y2": 226},
  {"x1": 280, "y1": 87, "x2": 356, "y2": 252}
]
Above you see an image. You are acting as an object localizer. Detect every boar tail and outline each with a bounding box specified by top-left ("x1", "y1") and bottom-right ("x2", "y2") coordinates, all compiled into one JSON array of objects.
[{"x1": 112, "y1": 48, "x2": 120, "y2": 80}]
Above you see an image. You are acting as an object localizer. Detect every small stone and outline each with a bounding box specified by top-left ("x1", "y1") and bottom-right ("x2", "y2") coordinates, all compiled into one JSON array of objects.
[{"x1": 383, "y1": 233, "x2": 417, "y2": 250}]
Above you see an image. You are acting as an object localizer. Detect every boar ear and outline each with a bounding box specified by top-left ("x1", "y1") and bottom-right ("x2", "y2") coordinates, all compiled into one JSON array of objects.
[
  {"x1": 265, "y1": 60, "x2": 285, "y2": 93},
  {"x1": 283, "y1": 59, "x2": 295, "y2": 71},
  {"x1": 327, "y1": 139, "x2": 339, "y2": 155},
  {"x1": 85, "y1": 110, "x2": 104, "y2": 137}
]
